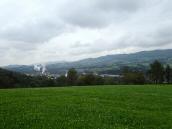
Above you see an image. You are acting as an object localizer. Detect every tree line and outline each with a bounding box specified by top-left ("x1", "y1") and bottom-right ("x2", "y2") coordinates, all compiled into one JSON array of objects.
[{"x1": 0, "y1": 60, "x2": 172, "y2": 88}]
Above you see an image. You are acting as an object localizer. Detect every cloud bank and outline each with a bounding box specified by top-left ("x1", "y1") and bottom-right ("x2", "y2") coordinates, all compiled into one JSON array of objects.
[{"x1": 0, "y1": 0, "x2": 172, "y2": 65}]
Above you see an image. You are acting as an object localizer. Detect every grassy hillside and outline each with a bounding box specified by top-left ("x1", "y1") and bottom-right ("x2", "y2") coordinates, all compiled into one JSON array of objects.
[{"x1": 0, "y1": 85, "x2": 172, "y2": 129}]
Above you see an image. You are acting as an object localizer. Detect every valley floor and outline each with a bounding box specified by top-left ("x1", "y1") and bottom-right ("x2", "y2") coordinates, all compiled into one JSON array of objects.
[{"x1": 0, "y1": 85, "x2": 172, "y2": 129}]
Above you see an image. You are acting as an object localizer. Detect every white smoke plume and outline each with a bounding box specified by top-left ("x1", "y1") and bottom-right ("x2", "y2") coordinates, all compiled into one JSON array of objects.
[
  {"x1": 33, "y1": 64, "x2": 47, "y2": 74},
  {"x1": 34, "y1": 64, "x2": 41, "y2": 72},
  {"x1": 41, "y1": 64, "x2": 47, "y2": 74}
]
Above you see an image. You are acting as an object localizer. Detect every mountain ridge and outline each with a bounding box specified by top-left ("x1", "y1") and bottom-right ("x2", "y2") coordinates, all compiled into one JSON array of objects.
[{"x1": 3, "y1": 49, "x2": 172, "y2": 75}]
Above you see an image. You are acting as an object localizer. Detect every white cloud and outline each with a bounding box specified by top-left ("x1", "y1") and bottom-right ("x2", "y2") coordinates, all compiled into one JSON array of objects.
[{"x1": 0, "y1": 0, "x2": 172, "y2": 65}]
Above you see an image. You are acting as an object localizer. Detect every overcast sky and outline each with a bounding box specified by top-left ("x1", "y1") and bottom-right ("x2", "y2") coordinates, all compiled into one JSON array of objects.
[{"x1": 0, "y1": 0, "x2": 172, "y2": 66}]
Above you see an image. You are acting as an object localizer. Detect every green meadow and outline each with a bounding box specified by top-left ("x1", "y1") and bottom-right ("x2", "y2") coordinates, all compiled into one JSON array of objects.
[{"x1": 0, "y1": 85, "x2": 172, "y2": 129}]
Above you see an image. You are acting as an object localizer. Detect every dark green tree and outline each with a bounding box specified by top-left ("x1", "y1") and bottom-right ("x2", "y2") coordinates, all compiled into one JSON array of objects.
[
  {"x1": 67, "y1": 68, "x2": 78, "y2": 85},
  {"x1": 84, "y1": 74, "x2": 96, "y2": 85},
  {"x1": 165, "y1": 65, "x2": 171, "y2": 84},
  {"x1": 104, "y1": 77, "x2": 117, "y2": 85},
  {"x1": 57, "y1": 75, "x2": 67, "y2": 86},
  {"x1": 94, "y1": 76, "x2": 104, "y2": 85},
  {"x1": 123, "y1": 72, "x2": 145, "y2": 84},
  {"x1": 149, "y1": 60, "x2": 164, "y2": 84},
  {"x1": 77, "y1": 74, "x2": 98, "y2": 86},
  {"x1": 77, "y1": 75, "x2": 86, "y2": 86}
]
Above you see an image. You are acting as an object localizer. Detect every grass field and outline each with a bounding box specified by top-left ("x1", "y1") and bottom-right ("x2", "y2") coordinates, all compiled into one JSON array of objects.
[{"x1": 0, "y1": 85, "x2": 172, "y2": 129}]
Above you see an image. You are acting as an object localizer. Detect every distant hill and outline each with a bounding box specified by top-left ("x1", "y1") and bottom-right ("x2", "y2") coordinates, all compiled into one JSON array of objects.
[
  {"x1": 3, "y1": 49, "x2": 172, "y2": 75},
  {"x1": 5, "y1": 65, "x2": 36, "y2": 74}
]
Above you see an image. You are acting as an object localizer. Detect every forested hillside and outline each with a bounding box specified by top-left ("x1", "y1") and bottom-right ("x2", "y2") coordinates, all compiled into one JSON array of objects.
[
  {"x1": 4, "y1": 49, "x2": 172, "y2": 75},
  {"x1": 0, "y1": 68, "x2": 55, "y2": 88}
]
